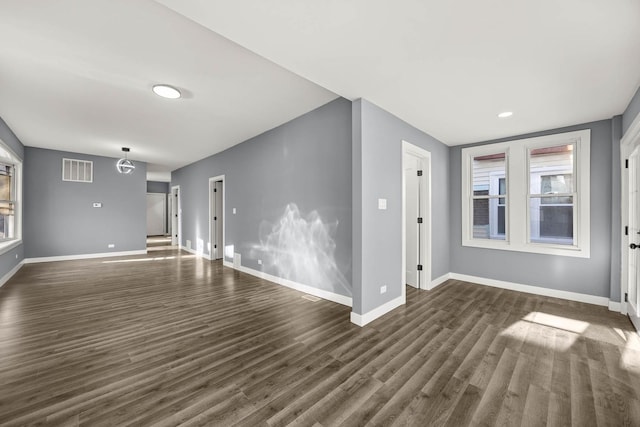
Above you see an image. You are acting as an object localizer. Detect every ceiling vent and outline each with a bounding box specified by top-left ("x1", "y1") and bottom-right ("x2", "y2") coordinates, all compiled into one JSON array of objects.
[{"x1": 62, "y1": 158, "x2": 93, "y2": 183}]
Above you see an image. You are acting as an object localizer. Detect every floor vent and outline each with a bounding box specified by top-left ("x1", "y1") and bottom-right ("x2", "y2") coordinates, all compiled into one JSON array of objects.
[{"x1": 301, "y1": 295, "x2": 320, "y2": 302}]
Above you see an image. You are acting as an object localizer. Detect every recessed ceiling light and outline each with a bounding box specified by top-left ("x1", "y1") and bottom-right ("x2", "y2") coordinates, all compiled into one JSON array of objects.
[
  {"x1": 152, "y1": 84, "x2": 181, "y2": 99},
  {"x1": 498, "y1": 111, "x2": 513, "y2": 118}
]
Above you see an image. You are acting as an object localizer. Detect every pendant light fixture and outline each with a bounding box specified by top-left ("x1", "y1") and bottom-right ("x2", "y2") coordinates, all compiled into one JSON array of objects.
[{"x1": 116, "y1": 147, "x2": 135, "y2": 174}]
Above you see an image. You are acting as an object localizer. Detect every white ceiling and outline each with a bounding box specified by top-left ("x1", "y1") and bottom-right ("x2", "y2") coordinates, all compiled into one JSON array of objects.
[
  {"x1": 157, "y1": 0, "x2": 640, "y2": 145},
  {"x1": 1, "y1": 1, "x2": 639, "y2": 182},
  {"x1": 0, "y1": 0, "x2": 338, "y2": 181}
]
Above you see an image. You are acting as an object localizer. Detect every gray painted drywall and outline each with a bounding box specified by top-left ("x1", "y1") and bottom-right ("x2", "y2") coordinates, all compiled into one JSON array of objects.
[
  {"x1": 450, "y1": 120, "x2": 613, "y2": 298},
  {"x1": 171, "y1": 98, "x2": 353, "y2": 298},
  {"x1": 0, "y1": 117, "x2": 24, "y2": 279},
  {"x1": 610, "y1": 116, "x2": 622, "y2": 302},
  {"x1": 24, "y1": 147, "x2": 147, "y2": 258},
  {"x1": 623, "y1": 85, "x2": 640, "y2": 135},
  {"x1": 352, "y1": 99, "x2": 450, "y2": 315},
  {"x1": 147, "y1": 181, "x2": 169, "y2": 194}
]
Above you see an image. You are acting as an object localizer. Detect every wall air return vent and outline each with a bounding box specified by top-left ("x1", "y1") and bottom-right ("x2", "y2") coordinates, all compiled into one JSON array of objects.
[{"x1": 62, "y1": 158, "x2": 93, "y2": 183}]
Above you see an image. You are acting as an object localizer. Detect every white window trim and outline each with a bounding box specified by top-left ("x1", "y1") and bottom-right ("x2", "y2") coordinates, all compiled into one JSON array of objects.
[
  {"x1": 461, "y1": 129, "x2": 590, "y2": 258},
  {"x1": 0, "y1": 138, "x2": 22, "y2": 255}
]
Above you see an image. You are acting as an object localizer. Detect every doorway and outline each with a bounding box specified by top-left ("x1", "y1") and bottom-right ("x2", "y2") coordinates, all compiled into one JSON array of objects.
[
  {"x1": 146, "y1": 192, "x2": 166, "y2": 236},
  {"x1": 209, "y1": 176, "x2": 225, "y2": 261},
  {"x1": 402, "y1": 141, "x2": 431, "y2": 297},
  {"x1": 170, "y1": 185, "x2": 181, "y2": 247}
]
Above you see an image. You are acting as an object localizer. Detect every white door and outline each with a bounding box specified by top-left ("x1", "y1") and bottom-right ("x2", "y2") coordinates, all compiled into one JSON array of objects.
[
  {"x1": 146, "y1": 193, "x2": 166, "y2": 236},
  {"x1": 212, "y1": 181, "x2": 223, "y2": 260},
  {"x1": 405, "y1": 154, "x2": 420, "y2": 288},
  {"x1": 628, "y1": 146, "x2": 640, "y2": 331}
]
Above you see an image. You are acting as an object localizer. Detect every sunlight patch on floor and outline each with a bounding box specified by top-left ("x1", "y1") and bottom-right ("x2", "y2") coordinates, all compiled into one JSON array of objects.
[{"x1": 522, "y1": 312, "x2": 589, "y2": 334}]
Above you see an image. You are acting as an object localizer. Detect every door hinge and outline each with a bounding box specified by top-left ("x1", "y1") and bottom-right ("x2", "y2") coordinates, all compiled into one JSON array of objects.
[
  {"x1": 417, "y1": 217, "x2": 423, "y2": 223},
  {"x1": 214, "y1": 244, "x2": 217, "y2": 249},
  {"x1": 417, "y1": 264, "x2": 423, "y2": 271},
  {"x1": 625, "y1": 293, "x2": 628, "y2": 302},
  {"x1": 214, "y1": 216, "x2": 217, "y2": 220},
  {"x1": 417, "y1": 170, "x2": 423, "y2": 176},
  {"x1": 214, "y1": 188, "x2": 217, "y2": 192},
  {"x1": 626, "y1": 159, "x2": 629, "y2": 169},
  {"x1": 626, "y1": 226, "x2": 629, "y2": 236}
]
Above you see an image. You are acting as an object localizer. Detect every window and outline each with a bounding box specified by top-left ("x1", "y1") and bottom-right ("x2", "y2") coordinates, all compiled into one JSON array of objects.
[
  {"x1": 462, "y1": 130, "x2": 590, "y2": 257},
  {"x1": 0, "y1": 163, "x2": 15, "y2": 240},
  {"x1": 0, "y1": 140, "x2": 21, "y2": 252},
  {"x1": 471, "y1": 152, "x2": 506, "y2": 240}
]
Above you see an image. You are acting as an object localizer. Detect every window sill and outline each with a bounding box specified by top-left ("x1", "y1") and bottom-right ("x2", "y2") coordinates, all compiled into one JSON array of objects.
[
  {"x1": 0, "y1": 239, "x2": 22, "y2": 256},
  {"x1": 462, "y1": 239, "x2": 590, "y2": 259}
]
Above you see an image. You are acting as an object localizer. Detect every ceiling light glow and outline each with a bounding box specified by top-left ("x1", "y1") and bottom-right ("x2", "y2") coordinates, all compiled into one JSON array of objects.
[
  {"x1": 498, "y1": 111, "x2": 513, "y2": 118},
  {"x1": 152, "y1": 84, "x2": 181, "y2": 99}
]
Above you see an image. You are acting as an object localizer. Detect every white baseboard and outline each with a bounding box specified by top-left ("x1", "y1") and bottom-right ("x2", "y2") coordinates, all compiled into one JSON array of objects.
[
  {"x1": 608, "y1": 301, "x2": 622, "y2": 312},
  {"x1": 227, "y1": 263, "x2": 352, "y2": 307},
  {"x1": 24, "y1": 250, "x2": 147, "y2": 264},
  {"x1": 449, "y1": 272, "x2": 610, "y2": 307},
  {"x1": 223, "y1": 260, "x2": 233, "y2": 268},
  {"x1": 0, "y1": 260, "x2": 24, "y2": 288},
  {"x1": 428, "y1": 273, "x2": 451, "y2": 290},
  {"x1": 179, "y1": 246, "x2": 214, "y2": 260},
  {"x1": 180, "y1": 246, "x2": 199, "y2": 256},
  {"x1": 350, "y1": 295, "x2": 405, "y2": 327}
]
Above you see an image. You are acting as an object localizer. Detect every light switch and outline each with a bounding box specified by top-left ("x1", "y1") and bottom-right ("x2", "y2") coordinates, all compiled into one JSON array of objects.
[
  {"x1": 232, "y1": 208, "x2": 237, "y2": 214},
  {"x1": 378, "y1": 198, "x2": 387, "y2": 210}
]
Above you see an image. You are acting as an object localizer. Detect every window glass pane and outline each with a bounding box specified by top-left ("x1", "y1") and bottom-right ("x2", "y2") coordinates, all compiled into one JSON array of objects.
[
  {"x1": 540, "y1": 174, "x2": 573, "y2": 204},
  {"x1": 530, "y1": 196, "x2": 573, "y2": 245},
  {"x1": 498, "y1": 177, "x2": 506, "y2": 204},
  {"x1": 0, "y1": 215, "x2": 6, "y2": 239},
  {"x1": 473, "y1": 153, "x2": 505, "y2": 196},
  {"x1": 497, "y1": 206, "x2": 506, "y2": 235},
  {"x1": 473, "y1": 199, "x2": 505, "y2": 240},
  {"x1": 529, "y1": 144, "x2": 573, "y2": 194},
  {"x1": 0, "y1": 174, "x2": 10, "y2": 201}
]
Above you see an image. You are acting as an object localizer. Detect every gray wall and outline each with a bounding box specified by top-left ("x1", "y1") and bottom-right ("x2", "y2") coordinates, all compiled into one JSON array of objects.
[
  {"x1": 171, "y1": 98, "x2": 353, "y2": 298},
  {"x1": 623, "y1": 85, "x2": 640, "y2": 135},
  {"x1": 24, "y1": 147, "x2": 147, "y2": 258},
  {"x1": 450, "y1": 120, "x2": 613, "y2": 298},
  {"x1": 147, "y1": 181, "x2": 169, "y2": 194},
  {"x1": 0, "y1": 117, "x2": 24, "y2": 277},
  {"x1": 352, "y1": 99, "x2": 450, "y2": 315}
]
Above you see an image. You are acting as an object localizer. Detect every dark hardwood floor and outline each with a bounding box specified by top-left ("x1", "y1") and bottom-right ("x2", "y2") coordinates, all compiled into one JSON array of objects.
[{"x1": 0, "y1": 247, "x2": 638, "y2": 426}]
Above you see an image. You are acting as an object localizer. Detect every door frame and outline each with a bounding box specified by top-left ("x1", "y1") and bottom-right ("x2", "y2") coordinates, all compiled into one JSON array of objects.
[
  {"x1": 171, "y1": 185, "x2": 181, "y2": 247},
  {"x1": 208, "y1": 175, "x2": 225, "y2": 261},
  {"x1": 401, "y1": 140, "x2": 432, "y2": 299},
  {"x1": 621, "y1": 112, "x2": 640, "y2": 331}
]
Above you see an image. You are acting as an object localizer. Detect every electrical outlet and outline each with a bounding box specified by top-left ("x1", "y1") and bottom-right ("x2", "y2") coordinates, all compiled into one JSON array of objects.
[
  {"x1": 380, "y1": 285, "x2": 387, "y2": 294},
  {"x1": 108, "y1": 244, "x2": 115, "y2": 248},
  {"x1": 15, "y1": 253, "x2": 18, "y2": 259},
  {"x1": 258, "y1": 259, "x2": 262, "y2": 265}
]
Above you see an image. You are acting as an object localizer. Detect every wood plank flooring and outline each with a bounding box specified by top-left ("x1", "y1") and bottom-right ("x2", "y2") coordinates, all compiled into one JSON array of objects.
[{"x1": 0, "y1": 247, "x2": 639, "y2": 426}]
